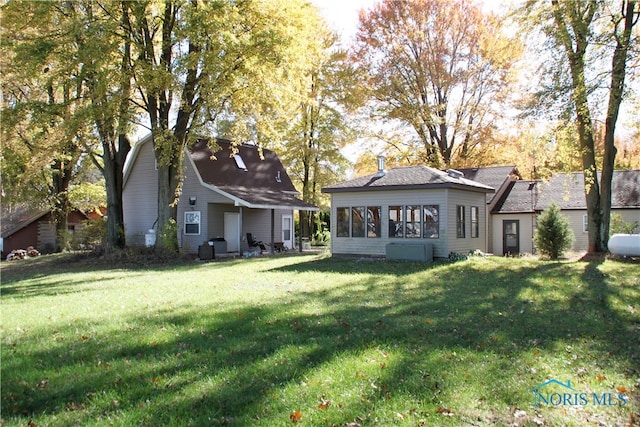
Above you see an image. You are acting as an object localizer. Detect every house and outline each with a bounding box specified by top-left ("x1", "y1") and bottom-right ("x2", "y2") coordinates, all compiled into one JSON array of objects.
[
  {"x1": 491, "y1": 170, "x2": 640, "y2": 254},
  {"x1": 1, "y1": 206, "x2": 94, "y2": 257},
  {"x1": 321, "y1": 159, "x2": 494, "y2": 258},
  {"x1": 122, "y1": 135, "x2": 318, "y2": 255}
]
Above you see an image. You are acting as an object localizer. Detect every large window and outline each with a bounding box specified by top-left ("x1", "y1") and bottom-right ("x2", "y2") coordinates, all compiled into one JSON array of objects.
[
  {"x1": 456, "y1": 205, "x2": 466, "y2": 238},
  {"x1": 337, "y1": 206, "x2": 381, "y2": 238},
  {"x1": 389, "y1": 206, "x2": 403, "y2": 237},
  {"x1": 351, "y1": 207, "x2": 366, "y2": 237},
  {"x1": 337, "y1": 207, "x2": 350, "y2": 237},
  {"x1": 405, "y1": 205, "x2": 422, "y2": 238},
  {"x1": 471, "y1": 206, "x2": 479, "y2": 238},
  {"x1": 367, "y1": 207, "x2": 381, "y2": 238},
  {"x1": 184, "y1": 211, "x2": 201, "y2": 235},
  {"x1": 389, "y1": 204, "x2": 440, "y2": 239},
  {"x1": 423, "y1": 205, "x2": 439, "y2": 239}
]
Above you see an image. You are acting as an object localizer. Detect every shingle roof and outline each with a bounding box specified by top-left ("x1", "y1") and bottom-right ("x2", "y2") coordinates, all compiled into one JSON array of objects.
[
  {"x1": 535, "y1": 170, "x2": 640, "y2": 210},
  {"x1": 322, "y1": 166, "x2": 494, "y2": 194},
  {"x1": 1, "y1": 208, "x2": 49, "y2": 238},
  {"x1": 492, "y1": 180, "x2": 538, "y2": 213},
  {"x1": 458, "y1": 166, "x2": 519, "y2": 203},
  {"x1": 189, "y1": 139, "x2": 318, "y2": 211}
]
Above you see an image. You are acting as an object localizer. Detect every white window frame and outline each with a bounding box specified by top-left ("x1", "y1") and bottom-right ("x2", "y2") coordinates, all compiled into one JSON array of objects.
[
  {"x1": 184, "y1": 211, "x2": 201, "y2": 235},
  {"x1": 583, "y1": 214, "x2": 588, "y2": 233}
]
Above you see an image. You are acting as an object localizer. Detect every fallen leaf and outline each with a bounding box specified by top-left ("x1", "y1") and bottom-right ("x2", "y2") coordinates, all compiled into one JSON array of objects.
[
  {"x1": 28, "y1": 420, "x2": 37, "y2": 427},
  {"x1": 597, "y1": 374, "x2": 606, "y2": 382},
  {"x1": 436, "y1": 406, "x2": 453, "y2": 416},
  {"x1": 317, "y1": 398, "x2": 331, "y2": 410},
  {"x1": 616, "y1": 386, "x2": 628, "y2": 393},
  {"x1": 290, "y1": 410, "x2": 302, "y2": 423}
]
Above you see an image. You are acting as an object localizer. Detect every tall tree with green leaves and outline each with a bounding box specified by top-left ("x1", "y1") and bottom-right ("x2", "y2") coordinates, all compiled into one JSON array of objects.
[
  {"x1": 2, "y1": 1, "x2": 136, "y2": 252},
  {"x1": 1, "y1": 1, "x2": 93, "y2": 251},
  {"x1": 278, "y1": 28, "x2": 354, "y2": 238},
  {"x1": 126, "y1": 0, "x2": 320, "y2": 250},
  {"x1": 352, "y1": 0, "x2": 520, "y2": 168},
  {"x1": 521, "y1": 0, "x2": 639, "y2": 252}
]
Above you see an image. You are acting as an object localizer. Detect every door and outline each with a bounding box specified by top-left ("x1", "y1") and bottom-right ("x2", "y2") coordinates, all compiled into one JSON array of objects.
[
  {"x1": 503, "y1": 220, "x2": 519, "y2": 255},
  {"x1": 224, "y1": 212, "x2": 240, "y2": 252},
  {"x1": 282, "y1": 214, "x2": 293, "y2": 249}
]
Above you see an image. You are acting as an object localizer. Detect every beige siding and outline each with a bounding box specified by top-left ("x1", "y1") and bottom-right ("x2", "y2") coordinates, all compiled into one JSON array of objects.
[
  {"x1": 446, "y1": 189, "x2": 489, "y2": 254},
  {"x1": 491, "y1": 213, "x2": 536, "y2": 255},
  {"x1": 123, "y1": 140, "x2": 158, "y2": 245},
  {"x1": 37, "y1": 221, "x2": 57, "y2": 253},
  {"x1": 561, "y1": 209, "x2": 640, "y2": 251},
  {"x1": 330, "y1": 189, "x2": 449, "y2": 258},
  {"x1": 242, "y1": 208, "x2": 292, "y2": 251}
]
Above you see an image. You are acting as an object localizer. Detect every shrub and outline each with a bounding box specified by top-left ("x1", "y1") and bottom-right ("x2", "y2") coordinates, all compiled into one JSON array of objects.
[
  {"x1": 534, "y1": 202, "x2": 574, "y2": 260},
  {"x1": 610, "y1": 213, "x2": 639, "y2": 236}
]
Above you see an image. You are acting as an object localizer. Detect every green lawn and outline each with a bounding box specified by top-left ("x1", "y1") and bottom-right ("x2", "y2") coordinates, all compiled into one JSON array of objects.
[{"x1": 1, "y1": 253, "x2": 638, "y2": 426}]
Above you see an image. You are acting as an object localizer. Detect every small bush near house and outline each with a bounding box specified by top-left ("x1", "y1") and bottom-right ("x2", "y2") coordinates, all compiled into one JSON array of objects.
[
  {"x1": 534, "y1": 202, "x2": 574, "y2": 260},
  {"x1": 609, "y1": 213, "x2": 639, "y2": 236},
  {"x1": 77, "y1": 217, "x2": 107, "y2": 251}
]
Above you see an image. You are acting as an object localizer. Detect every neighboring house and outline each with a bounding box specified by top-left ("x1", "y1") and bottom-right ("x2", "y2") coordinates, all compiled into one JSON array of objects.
[
  {"x1": 321, "y1": 160, "x2": 494, "y2": 258},
  {"x1": 1, "y1": 207, "x2": 92, "y2": 257},
  {"x1": 122, "y1": 135, "x2": 318, "y2": 254},
  {"x1": 492, "y1": 170, "x2": 640, "y2": 254}
]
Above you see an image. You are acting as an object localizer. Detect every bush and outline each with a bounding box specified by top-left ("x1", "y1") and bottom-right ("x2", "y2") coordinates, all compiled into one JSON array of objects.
[
  {"x1": 534, "y1": 202, "x2": 574, "y2": 260},
  {"x1": 610, "y1": 213, "x2": 639, "y2": 236}
]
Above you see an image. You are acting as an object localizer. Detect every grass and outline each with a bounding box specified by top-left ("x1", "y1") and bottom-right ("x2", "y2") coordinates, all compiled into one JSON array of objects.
[{"x1": 1, "y1": 253, "x2": 639, "y2": 426}]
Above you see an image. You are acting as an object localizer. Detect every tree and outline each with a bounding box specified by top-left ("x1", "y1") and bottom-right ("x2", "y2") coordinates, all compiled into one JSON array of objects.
[
  {"x1": 278, "y1": 28, "x2": 354, "y2": 238},
  {"x1": 126, "y1": 0, "x2": 319, "y2": 250},
  {"x1": 1, "y1": 1, "x2": 93, "y2": 251},
  {"x1": 1, "y1": 1, "x2": 136, "y2": 253},
  {"x1": 534, "y1": 202, "x2": 574, "y2": 259},
  {"x1": 521, "y1": 0, "x2": 639, "y2": 253},
  {"x1": 351, "y1": 0, "x2": 520, "y2": 167}
]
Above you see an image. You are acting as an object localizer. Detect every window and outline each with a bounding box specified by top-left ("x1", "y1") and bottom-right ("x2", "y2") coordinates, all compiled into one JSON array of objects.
[
  {"x1": 456, "y1": 205, "x2": 466, "y2": 238},
  {"x1": 233, "y1": 154, "x2": 247, "y2": 171},
  {"x1": 337, "y1": 207, "x2": 350, "y2": 237},
  {"x1": 471, "y1": 206, "x2": 479, "y2": 238},
  {"x1": 351, "y1": 207, "x2": 366, "y2": 237},
  {"x1": 423, "y1": 205, "x2": 439, "y2": 239},
  {"x1": 184, "y1": 211, "x2": 201, "y2": 235},
  {"x1": 367, "y1": 207, "x2": 381, "y2": 238},
  {"x1": 405, "y1": 205, "x2": 422, "y2": 238},
  {"x1": 389, "y1": 206, "x2": 403, "y2": 237},
  {"x1": 583, "y1": 214, "x2": 588, "y2": 233}
]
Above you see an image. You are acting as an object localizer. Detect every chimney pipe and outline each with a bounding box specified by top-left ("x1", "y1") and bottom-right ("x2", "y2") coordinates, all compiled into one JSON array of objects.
[{"x1": 376, "y1": 155, "x2": 386, "y2": 177}]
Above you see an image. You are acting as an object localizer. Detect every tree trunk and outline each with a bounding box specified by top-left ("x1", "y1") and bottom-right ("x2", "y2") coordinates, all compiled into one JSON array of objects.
[
  {"x1": 600, "y1": 0, "x2": 637, "y2": 250},
  {"x1": 102, "y1": 134, "x2": 130, "y2": 252}
]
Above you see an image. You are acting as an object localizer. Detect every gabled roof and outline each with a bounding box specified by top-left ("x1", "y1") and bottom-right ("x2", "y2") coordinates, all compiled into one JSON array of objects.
[
  {"x1": 322, "y1": 166, "x2": 494, "y2": 194},
  {"x1": 535, "y1": 170, "x2": 640, "y2": 210},
  {"x1": 188, "y1": 139, "x2": 318, "y2": 211},
  {"x1": 124, "y1": 134, "x2": 318, "y2": 211},
  {"x1": 493, "y1": 169, "x2": 640, "y2": 214},
  {"x1": 492, "y1": 180, "x2": 538, "y2": 214},
  {"x1": 458, "y1": 166, "x2": 520, "y2": 204}
]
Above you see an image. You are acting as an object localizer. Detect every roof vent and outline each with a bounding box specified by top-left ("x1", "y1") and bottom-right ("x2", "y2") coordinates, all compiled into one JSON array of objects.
[
  {"x1": 276, "y1": 171, "x2": 282, "y2": 183},
  {"x1": 375, "y1": 155, "x2": 386, "y2": 177},
  {"x1": 446, "y1": 168, "x2": 464, "y2": 179}
]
